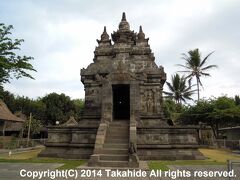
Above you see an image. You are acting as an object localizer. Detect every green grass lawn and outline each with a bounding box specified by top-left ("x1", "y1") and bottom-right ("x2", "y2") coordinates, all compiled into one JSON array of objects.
[
  {"x1": 148, "y1": 148, "x2": 240, "y2": 170},
  {"x1": 0, "y1": 148, "x2": 86, "y2": 169},
  {"x1": 0, "y1": 149, "x2": 43, "y2": 159},
  {"x1": 199, "y1": 148, "x2": 240, "y2": 162}
]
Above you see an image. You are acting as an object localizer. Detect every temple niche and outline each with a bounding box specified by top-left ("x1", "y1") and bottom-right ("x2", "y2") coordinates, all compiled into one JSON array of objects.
[{"x1": 40, "y1": 13, "x2": 204, "y2": 167}]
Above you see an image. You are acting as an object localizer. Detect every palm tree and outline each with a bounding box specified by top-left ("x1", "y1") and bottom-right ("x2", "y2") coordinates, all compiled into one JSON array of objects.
[
  {"x1": 163, "y1": 73, "x2": 196, "y2": 104},
  {"x1": 177, "y1": 49, "x2": 217, "y2": 101}
]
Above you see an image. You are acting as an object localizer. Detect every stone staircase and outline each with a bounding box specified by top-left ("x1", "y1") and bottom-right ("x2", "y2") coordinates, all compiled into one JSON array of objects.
[{"x1": 94, "y1": 120, "x2": 130, "y2": 167}]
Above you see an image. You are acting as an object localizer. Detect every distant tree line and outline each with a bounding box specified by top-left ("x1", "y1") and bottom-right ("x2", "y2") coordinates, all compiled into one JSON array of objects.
[
  {"x1": 163, "y1": 95, "x2": 240, "y2": 138},
  {"x1": 1, "y1": 89, "x2": 84, "y2": 126}
]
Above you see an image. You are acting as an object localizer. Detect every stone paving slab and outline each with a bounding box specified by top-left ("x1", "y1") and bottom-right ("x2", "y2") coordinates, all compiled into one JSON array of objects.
[
  {"x1": 0, "y1": 162, "x2": 239, "y2": 180},
  {"x1": 167, "y1": 165, "x2": 238, "y2": 180},
  {"x1": 0, "y1": 163, "x2": 63, "y2": 180}
]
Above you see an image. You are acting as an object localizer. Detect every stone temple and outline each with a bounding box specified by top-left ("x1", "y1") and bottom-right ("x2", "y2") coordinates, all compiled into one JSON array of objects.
[{"x1": 40, "y1": 13, "x2": 204, "y2": 167}]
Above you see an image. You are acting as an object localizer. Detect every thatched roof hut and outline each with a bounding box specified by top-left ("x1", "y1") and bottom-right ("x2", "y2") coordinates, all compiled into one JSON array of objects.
[
  {"x1": 0, "y1": 99, "x2": 24, "y2": 136},
  {"x1": 0, "y1": 100, "x2": 24, "y2": 122}
]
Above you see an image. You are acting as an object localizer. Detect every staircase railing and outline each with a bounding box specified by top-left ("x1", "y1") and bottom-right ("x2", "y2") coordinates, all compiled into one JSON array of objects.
[{"x1": 128, "y1": 117, "x2": 139, "y2": 167}]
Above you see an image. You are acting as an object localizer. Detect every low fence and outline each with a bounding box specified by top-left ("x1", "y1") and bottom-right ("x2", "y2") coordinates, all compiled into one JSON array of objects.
[
  {"x1": 215, "y1": 139, "x2": 240, "y2": 150},
  {"x1": 200, "y1": 139, "x2": 240, "y2": 150},
  {"x1": 0, "y1": 138, "x2": 47, "y2": 149}
]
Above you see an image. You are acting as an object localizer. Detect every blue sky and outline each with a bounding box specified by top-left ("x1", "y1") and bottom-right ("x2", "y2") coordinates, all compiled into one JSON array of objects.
[{"x1": 1, "y1": 0, "x2": 240, "y2": 100}]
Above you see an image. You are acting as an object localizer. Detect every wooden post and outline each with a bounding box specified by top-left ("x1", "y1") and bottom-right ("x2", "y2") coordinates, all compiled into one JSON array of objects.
[
  {"x1": 27, "y1": 113, "x2": 32, "y2": 147},
  {"x1": 2, "y1": 121, "x2": 6, "y2": 136}
]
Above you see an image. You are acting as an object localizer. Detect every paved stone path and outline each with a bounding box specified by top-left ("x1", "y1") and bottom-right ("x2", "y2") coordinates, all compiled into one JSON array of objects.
[
  {"x1": 0, "y1": 163, "x2": 62, "y2": 180},
  {"x1": 0, "y1": 162, "x2": 239, "y2": 180},
  {"x1": 167, "y1": 165, "x2": 239, "y2": 180}
]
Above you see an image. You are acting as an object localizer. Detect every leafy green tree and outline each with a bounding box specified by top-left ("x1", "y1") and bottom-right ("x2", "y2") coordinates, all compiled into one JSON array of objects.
[
  {"x1": 209, "y1": 96, "x2": 240, "y2": 135},
  {"x1": 1, "y1": 88, "x2": 85, "y2": 126},
  {"x1": 235, "y1": 95, "x2": 240, "y2": 106},
  {"x1": 0, "y1": 23, "x2": 36, "y2": 88},
  {"x1": 72, "y1": 98, "x2": 85, "y2": 117},
  {"x1": 0, "y1": 86, "x2": 3, "y2": 98},
  {"x1": 73, "y1": 98, "x2": 84, "y2": 109},
  {"x1": 163, "y1": 73, "x2": 196, "y2": 104},
  {"x1": 42, "y1": 93, "x2": 76, "y2": 125},
  {"x1": 179, "y1": 96, "x2": 240, "y2": 138},
  {"x1": 23, "y1": 116, "x2": 42, "y2": 136},
  {"x1": 213, "y1": 96, "x2": 235, "y2": 110},
  {"x1": 13, "y1": 96, "x2": 47, "y2": 124},
  {"x1": 163, "y1": 99, "x2": 185, "y2": 125},
  {"x1": 177, "y1": 48, "x2": 217, "y2": 101},
  {"x1": 0, "y1": 89, "x2": 15, "y2": 110}
]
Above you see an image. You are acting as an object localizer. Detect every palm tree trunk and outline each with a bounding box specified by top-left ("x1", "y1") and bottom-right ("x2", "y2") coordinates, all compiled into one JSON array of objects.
[{"x1": 196, "y1": 76, "x2": 200, "y2": 101}]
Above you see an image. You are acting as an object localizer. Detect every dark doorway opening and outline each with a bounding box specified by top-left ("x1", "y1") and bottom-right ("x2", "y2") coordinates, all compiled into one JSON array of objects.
[{"x1": 112, "y1": 84, "x2": 130, "y2": 120}]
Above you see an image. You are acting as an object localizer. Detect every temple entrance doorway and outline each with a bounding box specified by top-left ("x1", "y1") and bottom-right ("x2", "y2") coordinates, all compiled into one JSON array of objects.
[{"x1": 112, "y1": 84, "x2": 130, "y2": 120}]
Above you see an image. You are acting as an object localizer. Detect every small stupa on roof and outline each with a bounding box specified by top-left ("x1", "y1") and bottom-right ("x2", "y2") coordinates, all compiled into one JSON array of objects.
[{"x1": 63, "y1": 116, "x2": 78, "y2": 126}]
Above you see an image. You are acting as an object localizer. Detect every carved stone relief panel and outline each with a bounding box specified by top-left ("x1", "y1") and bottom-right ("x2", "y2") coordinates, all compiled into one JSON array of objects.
[
  {"x1": 140, "y1": 86, "x2": 158, "y2": 115},
  {"x1": 146, "y1": 89, "x2": 155, "y2": 113},
  {"x1": 84, "y1": 85, "x2": 102, "y2": 113}
]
